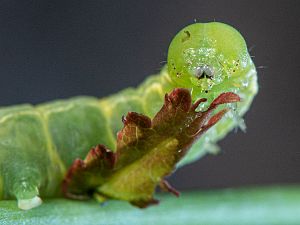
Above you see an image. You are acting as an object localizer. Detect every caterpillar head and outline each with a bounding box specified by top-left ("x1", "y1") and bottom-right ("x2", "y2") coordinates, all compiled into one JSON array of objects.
[{"x1": 167, "y1": 22, "x2": 252, "y2": 97}]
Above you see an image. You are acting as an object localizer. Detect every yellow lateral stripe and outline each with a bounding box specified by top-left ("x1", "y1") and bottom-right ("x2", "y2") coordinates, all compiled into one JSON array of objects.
[
  {"x1": 96, "y1": 100, "x2": 117, "y2": 150},
  {"x1": 36, "y1": 108, "x2": 66, "y2": 195}
]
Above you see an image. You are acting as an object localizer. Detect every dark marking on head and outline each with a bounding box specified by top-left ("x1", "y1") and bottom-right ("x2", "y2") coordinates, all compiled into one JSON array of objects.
[
  {"x1": 181, "y1": 30, "x2": 191, "y2": 43},
  {"x1": 195, "y1": 65, "x2": 214, "y2": 80}
]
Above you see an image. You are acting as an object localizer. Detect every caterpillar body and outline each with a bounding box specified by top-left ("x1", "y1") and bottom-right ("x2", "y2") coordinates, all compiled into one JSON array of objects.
[{"x1": 0, "y1": 22, "x2": 258, "y2": 209}]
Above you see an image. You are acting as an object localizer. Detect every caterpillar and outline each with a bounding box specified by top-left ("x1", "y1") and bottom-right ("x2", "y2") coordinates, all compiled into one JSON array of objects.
[{"x1": 0, "y1": 22, "x2": 258, "y2": 210}]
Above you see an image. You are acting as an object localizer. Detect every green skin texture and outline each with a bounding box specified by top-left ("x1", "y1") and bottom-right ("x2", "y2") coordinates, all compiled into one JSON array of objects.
[{"x1": 0, "y1": 22, "x2": 258, "y2": 206}]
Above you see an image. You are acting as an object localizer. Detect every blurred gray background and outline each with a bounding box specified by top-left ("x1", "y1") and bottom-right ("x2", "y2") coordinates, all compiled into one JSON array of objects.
[{"x1": 0, "y1": 0, "x2": 299, "y2": 190}]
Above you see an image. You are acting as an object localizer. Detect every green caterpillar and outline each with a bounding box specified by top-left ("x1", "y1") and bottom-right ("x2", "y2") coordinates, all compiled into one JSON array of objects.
[{"x1": 0, "y1": 22, "x2": 258, "y2": 210}]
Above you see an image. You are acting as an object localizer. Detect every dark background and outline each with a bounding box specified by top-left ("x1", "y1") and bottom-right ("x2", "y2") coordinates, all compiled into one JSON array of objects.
[{"x1": 0, "y1": 0, "x2": 299, "y2": 190}]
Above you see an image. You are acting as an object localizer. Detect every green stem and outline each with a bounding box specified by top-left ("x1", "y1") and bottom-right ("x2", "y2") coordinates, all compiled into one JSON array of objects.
[{"x1": 1, "y1": 185, "x2": 299, "y2": 225}]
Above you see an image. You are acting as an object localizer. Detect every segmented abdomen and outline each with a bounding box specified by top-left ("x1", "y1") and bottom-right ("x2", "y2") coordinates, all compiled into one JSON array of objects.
[
  {"x1": 0, "y1": 71, "x2": 172, "y2": 201},
  {"x1": 0, "y1": 97, "x2": 114, "y2": 200}
]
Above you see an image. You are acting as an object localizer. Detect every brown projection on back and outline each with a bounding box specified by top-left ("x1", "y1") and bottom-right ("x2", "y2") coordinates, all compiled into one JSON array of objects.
[{"x1": 62, "y1": 88, "x2": 240, "y2": 207}]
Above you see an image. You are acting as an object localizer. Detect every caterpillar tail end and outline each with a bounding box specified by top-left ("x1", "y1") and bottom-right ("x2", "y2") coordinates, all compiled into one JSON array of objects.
[{"x1": 17, "y1": 195, "x2": 42, "y2": 210}]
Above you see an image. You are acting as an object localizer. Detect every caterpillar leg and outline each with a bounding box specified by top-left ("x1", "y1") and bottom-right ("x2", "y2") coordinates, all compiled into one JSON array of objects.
[
  {"x1": 11, "y1": 176, "x2": 43, "y2": 210},
  {"x1": 17, "y1": 196, "x2": 42, "y2": 210},
  {"x1": 93, "y1": 192, "x2": 108, "y2": 206}
]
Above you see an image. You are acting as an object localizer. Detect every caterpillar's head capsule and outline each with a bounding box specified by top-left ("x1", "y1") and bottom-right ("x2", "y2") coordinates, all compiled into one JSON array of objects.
[{"x1": 167, "y1": 22, "x2": 252, "y2": 96}]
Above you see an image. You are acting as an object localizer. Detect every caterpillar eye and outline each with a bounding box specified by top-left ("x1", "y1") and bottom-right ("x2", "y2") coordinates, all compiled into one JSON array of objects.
[{"x1": 195, "y1": 65, "x2": 214, "y2": 80}]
